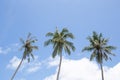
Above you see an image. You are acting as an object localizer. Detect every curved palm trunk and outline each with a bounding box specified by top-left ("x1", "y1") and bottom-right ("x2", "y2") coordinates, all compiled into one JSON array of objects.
[
  {"x1": 100, "y1": 63, "x2": 104, "y2": 80},
  {"x1": 56, "y1": 53, "x2": 62, "y2": 80},
  {"x1": 10, "y1": 56, "x2": 24, "y2": 80}
]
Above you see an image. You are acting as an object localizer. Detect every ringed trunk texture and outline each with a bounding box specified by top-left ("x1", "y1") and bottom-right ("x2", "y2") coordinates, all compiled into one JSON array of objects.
[
  {"x1": 56, "y1": 53, "x2": 62, "y2": 80},
  {"x1": 100, "y1": 63, "x2": 104, "y2": 80},
  {"x1": 10, "y1": 56, "x2": 24, "y2": 80}
]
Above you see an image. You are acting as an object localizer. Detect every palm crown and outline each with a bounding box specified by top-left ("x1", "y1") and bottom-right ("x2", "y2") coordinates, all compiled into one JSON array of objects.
[
  {"x1": 44, "y1": 28, "x2": 75, "y2": 58},
  {"x1": 20, "y1": 33, "x2": 38, "y2": 62},
  {"x1": 82, "y1": 31, "x2": 116, "y2": 64}
]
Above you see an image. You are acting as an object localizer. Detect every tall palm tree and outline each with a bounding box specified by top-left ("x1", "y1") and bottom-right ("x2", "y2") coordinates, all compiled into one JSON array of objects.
[
  {"x1": 10, "y1": 33, "x2": 38, "y2": 80},
  {"x1": 82, "y1": 31, "x2": 116, "y2": 80},
  {"x1": 44, "y1": 27, "x2": 75, "y2": 80}
]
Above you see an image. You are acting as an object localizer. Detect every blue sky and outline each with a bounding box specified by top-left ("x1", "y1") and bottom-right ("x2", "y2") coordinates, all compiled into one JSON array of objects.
[{"x1": 0, "y1": 0, "x2": 120, "y2": 80}]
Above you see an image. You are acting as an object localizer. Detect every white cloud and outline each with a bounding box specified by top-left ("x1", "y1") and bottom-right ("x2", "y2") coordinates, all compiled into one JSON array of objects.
[
  {"x1": 7, "y1": 56, "x2": 21, "y2": 70},
  {"x1": 0, "y1": 47, "x2": 11, "y2": 54},
  {"x1": 26, "y1": 63, "x2": 41, "y2": 73},
  {"x1": 45, "y1": 56, "x2": 67, "y2": 68},
  {"x1": 44, "y1": 57, "x2": 120, "y2": 80},
  {"x1": 18, "y1": 78, "x2": 26, "y2": 80},
  {"x1": 47, "y1": 56, "x2": 59, "y2": 68},
  {"x1": 0, "y1": 43, "x2": 20, "y2": 54},
  {"x1": 7, "y1": 55, "x2": 41, "y2": 73},
  {"x1": 26, "y1": 56, "x2": 41, "y2": 73}
]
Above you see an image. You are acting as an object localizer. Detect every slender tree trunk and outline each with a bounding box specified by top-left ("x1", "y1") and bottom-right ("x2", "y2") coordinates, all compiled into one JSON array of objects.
[
  {"x1": 100, "y1": 63, "x2": 104, "y2": 80},
  {"x1": 56, "y1": 53, "x2": 62, "y2": 80},
  {"x1": 10, "y1": 56, "x2": 24, "y2": 80}
]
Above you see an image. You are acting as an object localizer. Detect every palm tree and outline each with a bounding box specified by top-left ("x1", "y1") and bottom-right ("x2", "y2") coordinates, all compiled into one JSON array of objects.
[
  {"x1": 82, "y1": 31, "x2": 116, "y2": 80},
  {"x1": 10, "y1": 33, "x2": 38, "y2": 80},
  {"x1": 44, "y1": 27, "x2": 75, "y2": 80}
]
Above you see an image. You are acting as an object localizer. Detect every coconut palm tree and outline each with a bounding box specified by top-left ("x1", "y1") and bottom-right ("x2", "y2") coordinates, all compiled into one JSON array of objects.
[
  {"x1": 82, "y1": 31, "x2": 116, "y2": 80},
  {"x1": 10, "y1": 33, "x2": 38, "y2": 80},
  {"x1": 44, "y1": 27, "x2": 75, "y2": 80}
]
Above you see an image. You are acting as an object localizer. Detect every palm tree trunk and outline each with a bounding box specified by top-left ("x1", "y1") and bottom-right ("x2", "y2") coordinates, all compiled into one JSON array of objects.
[
  {"x1": 56, "y1": 53, "x2": 62, "y2": 80},
  {"x1": 100, "y1": 63, "x2": 104, "y2": 80},
  {"x1": 10, "y1": 56, "x2": 24, "y2": 80}
]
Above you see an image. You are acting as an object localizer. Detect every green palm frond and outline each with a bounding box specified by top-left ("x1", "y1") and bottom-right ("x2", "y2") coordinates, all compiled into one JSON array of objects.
[
  {"x1": 103, "y1": 52, "x2": 109, "y2": 61},
  {"x1": 93, "y1": 31, "x2": 99, "y2": 40},
  {"x1": 52, "y1": 44, "x2": 59, "y2": 58},
  {"x1": 46, "y1": 32, "x2": 54, "y2": 37},
  {"x1": 104, "y1": 46, "x2": 116, "y2": 50},
  {"x1": 31, "y1": 46, "x2": 38, "y2": 50},
  {"x1": 44, "y1": 39, "x2": 53, "y2": 46},
  {"x1": 64, "y1": 45, "x2": 71, "y2": 55},
  {"x1": 90, "y1": 50, "x2": 96, "y2": 61},
  {"x1": 82, "y1": 46, "x2": 94, "y2": 52},
  {"x1": 61, "y1": 28, "x2": 69, "y2": 34},
  {"x1": 63, "y1": 33, "x2": 74, "y2": 39},
  {"x1": 20, "y1": 38, "x2": 25, "y2": 44},
  {"x1": 64, "y1": 41, "x2": 75, "y2": 51},
  {"x1": 30, "y1": 53, "x2": 35, "y2": 60},
  {"x1": 27, "y1": 32, "x2": 32, "y2": 39}
]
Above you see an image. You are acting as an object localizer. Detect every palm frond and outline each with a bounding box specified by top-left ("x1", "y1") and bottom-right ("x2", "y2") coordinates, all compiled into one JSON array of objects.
[
  {"x1": 96, "y1": 52, "x2": 102, "y2": 64},
  {"x1": 82, "y1": 46, "x2": 94, "y2": 52},
  {"x1": 102, "y1": 38, "x2": 108, "y2": 45},
  {"x1": 28, "y1": 57, "x2": 30, "y2": 63},
  {"x1": 30, "y1": 53, "x2": 35, "y2": 60},
  {"x1": 93, "y1": 31, "x2": 99, "y2": 40},
  {"x1": 61, "y1": 28, "x2": 68, "y2": 36},
  {"x1": 64, "y1": 41, "x2": 75, "y2": 52},
  {"x1": 32, "y1": 46, "x2": 38, "y2": 50},
  {"x1": 44, "y1": 39, "x2": 53, "y2": 46},
  {"x1": 52, "y1": 44, "x2": 59, "y2": 58},
  {"x1": 90, "y1": 50, "x2": 96, "y2": 61},
  {"x1": 63, "y1": 33, "x2": 74, "y2": 39},
  {"x1": 20, "y1": 38, "x2": 25, "y2": 44},
  {"x1": 46, "y1": 32, "x2": 54, "y2": 37},
  {"x1": 19, "y1": 45, "x2": 25, "y2": 51},
  {"x1": 103, "y1": 52, "x2": 109, "y2": 61},
  {"x1": 27, "y1": 32, "x2": 32, "y2": 40},
  {"x1": 64, "y1": 45, "x2": 71, "y2": 55},
  {"x1": 105, "y1": 46, "x2": 116, "y2": 50},
  {"x1": 87, "y1": 36, "x2": 94, "y2": 46},
  {"x1": 62, "y1": 28, "x2": 68, "y2": 33}
]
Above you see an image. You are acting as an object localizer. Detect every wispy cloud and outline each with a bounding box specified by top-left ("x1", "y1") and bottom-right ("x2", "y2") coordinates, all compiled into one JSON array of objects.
[
  {"x1": 7, "y1": 55, "x2": 41, "y2": 74},
  {"x1": 26, "y1": 63, "x2": 41, "y2": 73},
  {"x1": 7, "y1": 56, "x2": 21, "y2": 70},
  {"x1": 18, "y1": 78, "x2": 26, "y2": 80},
  {"x1": 25, "y1": 56, "x2": 41, "y2": 73},
  {"x1": 44, "y1": 57, "x2": 120, "y2": 80},
  {"x1": 46, "y1": 56, "x2": 59, "y2": 68},
  {"x1": 0, "y1": 43, "x2": 19, "y2": 54},
  {"x1": 0, "y1": 47, "x2": 11, "y2": 54},
  {"x1": 43, "y1": 56, "x2": 67, "y2": 68}
]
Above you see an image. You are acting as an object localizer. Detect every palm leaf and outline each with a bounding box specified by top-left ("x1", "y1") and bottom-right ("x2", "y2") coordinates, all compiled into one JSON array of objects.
[
  {"x1": 63, "y1": 33, "x2": 74, "y2": 39},
  {"x1": 20, "y1": 38, "x2": 25, "y2": 44},
  {"x1": 30, "y1": 53, "x2": 35, "y2": 60},
  {"x1": 44, "y1": 39, "x2": 53, "y2": 46},
  {"x1": 90, "y1": 50, "x2": 96, "y2": 61},
  {"x1": 27, "y1": 32, "x2": 32, "y2": 40},
  {"x1": 46, "y1": 32, "x2": 54, "y2": 37},
  {"x1": 52, "y1": 44, "x2": 59, "y2": 58},
  {"x1": 82, "y1": 46, "x2": 94, "y2": 52},
  {"x1": 65, "y1": 41, "x2": 75, "y2": 51}
]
